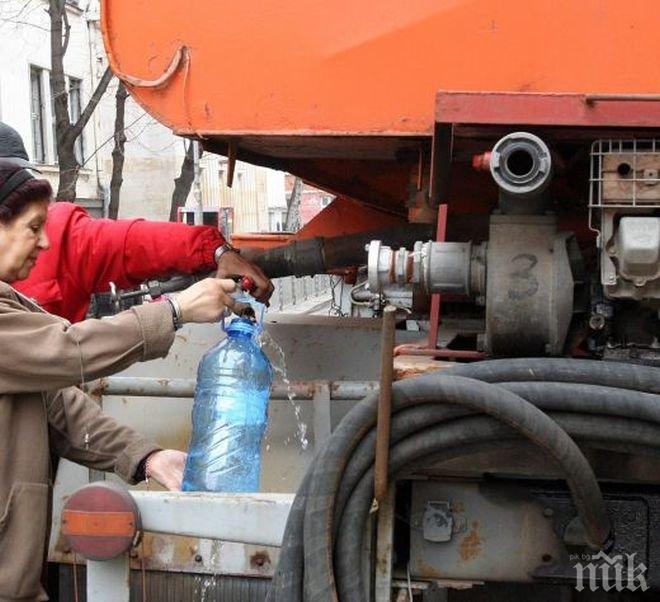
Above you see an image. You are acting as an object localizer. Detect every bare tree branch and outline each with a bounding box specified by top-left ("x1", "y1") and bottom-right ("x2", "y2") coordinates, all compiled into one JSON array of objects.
[
  {"x1": 71, "y1": 66, "x2": 113, "y2": 139},
  {"x1": 108, "y1": 82, "x2": 129, "y2": 219},
  {"x1": 0, "y1": 1, "x2": 46, "y2": 30},
  {"x1": 50, "y1": 0, "x2": 70, "y2": 136},
  {"x1": 285, "y1": 177, "x2": 303, "y2": 231},
  {"x1": 49, "y1": 0, "x2": 76, "y2": 199},
  {"x1": 170, "y1": 141, "x2": 201, "y2": 222},
  {"x1": 48, "y1": 0, "x2": 114, "y2": 200},
  {"x1": 60, "y1": 0, "x2": 70, "y2": 57},
  {"x1": 0, "y1": 19, "x2": 49, "y2": 32}
]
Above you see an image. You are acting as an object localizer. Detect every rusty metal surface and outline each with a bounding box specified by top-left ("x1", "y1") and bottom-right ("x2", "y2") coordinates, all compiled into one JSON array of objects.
[
  {"x1": 374, "y1": 487, "x2": 396, "y2": 601},
  {"x1": 137, "y1": 534, "x2": 279, "y2": 578},
  {"x1": 409, "y1": 480, "x2": 564, "y2": 583},
  {"x1": 393, "y1": 355, "x2": 454, "y2": 380},
  {"x1": 393, "y1": 345, "x2": 485, "y2": 360},
  {"x1": 436, "y1": 92, "x2": 660, "y2": 128}
]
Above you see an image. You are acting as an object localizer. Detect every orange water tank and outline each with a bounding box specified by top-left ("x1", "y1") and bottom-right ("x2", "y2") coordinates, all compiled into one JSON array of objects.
[
  {"x1": 102, "y1": 0, "x2": 659, "y2": 136},
  {"x1": 101, "y1": 1, "x2": 660, "y2": 213}
]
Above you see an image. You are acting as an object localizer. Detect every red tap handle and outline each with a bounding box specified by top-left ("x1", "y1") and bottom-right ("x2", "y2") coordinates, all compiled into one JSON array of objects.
[{"x1": 239, "y1": 276, "x2": 256, "y2": 293}]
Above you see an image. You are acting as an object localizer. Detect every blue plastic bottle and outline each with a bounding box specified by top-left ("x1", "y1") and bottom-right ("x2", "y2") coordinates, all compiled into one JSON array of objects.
[{"x1": 182, "y1": 317, "x2": 273, "y2": 492}]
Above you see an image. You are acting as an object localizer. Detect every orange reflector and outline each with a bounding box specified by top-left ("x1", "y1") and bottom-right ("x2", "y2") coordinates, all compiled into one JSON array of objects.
[{"x1": 62, "y1": 510, "x2": 136, "y2": 538}]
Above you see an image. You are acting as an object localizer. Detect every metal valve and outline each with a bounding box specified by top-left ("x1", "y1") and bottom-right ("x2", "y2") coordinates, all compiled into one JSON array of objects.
[{"x1": 110, "y1": 274, "x2": 258, "y2": 313}]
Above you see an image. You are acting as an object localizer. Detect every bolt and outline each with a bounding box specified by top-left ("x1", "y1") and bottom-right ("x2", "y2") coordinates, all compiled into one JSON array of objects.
[
  {"x1": 589, "y1": 314, "x2": 606, "y2": 331},
  {"x1": 194, "y1": 554, "x2": 203, "y2": 563},
  {"x1": 250, "y1": 551, "x2": 271, "y2": 569},
  {"x1": 543, "y1": 508, "x2": 554, "y2": 518}
]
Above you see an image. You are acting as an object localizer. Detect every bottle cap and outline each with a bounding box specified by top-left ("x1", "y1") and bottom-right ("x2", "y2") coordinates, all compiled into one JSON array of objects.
[{"x1": 226, "y1": 316, "x2": 257, "y2": 337}]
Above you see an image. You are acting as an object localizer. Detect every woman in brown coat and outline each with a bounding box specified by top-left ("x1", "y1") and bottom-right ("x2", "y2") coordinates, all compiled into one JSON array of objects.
[{"x1": 0, "y1": 159, "x2": 241, "y2": 601}]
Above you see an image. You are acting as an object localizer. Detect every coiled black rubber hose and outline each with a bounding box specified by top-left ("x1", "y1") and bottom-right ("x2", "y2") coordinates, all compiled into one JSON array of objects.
[{"x1": 268, "y1": 359, "x2": 660, "y2": 602}]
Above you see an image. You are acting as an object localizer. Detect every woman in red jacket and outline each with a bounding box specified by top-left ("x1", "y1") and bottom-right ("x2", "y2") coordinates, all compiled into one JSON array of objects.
[{"x1": 0, "y1": 122, "x2": 273, "y2": 322}]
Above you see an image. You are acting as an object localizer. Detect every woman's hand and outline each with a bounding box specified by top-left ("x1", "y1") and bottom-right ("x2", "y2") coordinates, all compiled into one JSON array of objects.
[
  {"x1": 145, "y1": 449, "x2": 187, "y2": 490},
  {"x1": 174, "y1": 277, "x2": 240, "y2": 323}
]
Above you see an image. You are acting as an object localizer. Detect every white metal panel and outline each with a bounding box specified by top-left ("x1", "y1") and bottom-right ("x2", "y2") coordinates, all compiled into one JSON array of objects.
[{"x1": 132, "y1": 491, "x2": 294, "y2": 547}]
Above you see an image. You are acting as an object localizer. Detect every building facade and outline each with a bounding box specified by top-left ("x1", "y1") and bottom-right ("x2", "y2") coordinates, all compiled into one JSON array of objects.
[{"x1": 0, "y1": 0, "x2": 285, "y2": 230}]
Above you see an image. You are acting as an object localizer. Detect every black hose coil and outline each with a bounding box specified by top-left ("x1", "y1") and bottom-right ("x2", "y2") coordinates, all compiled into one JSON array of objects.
[{"x1": 268, "y1": 358, "x2": 660, "y2": 601}]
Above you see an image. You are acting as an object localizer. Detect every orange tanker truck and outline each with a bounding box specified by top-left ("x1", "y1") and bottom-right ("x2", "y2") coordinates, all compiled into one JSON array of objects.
[{"x1": 89, "y1": 1, "x2": 660, "y2": 600}]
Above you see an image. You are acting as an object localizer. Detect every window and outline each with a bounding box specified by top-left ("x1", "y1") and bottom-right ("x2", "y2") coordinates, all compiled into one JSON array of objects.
[
  {"x1": 30, "y1": 66, "x2": 46, "y2": 164},
  {"x1": 48, "y1": 76, "x2": 84, "y2": 164},
  {"x1": 50, "y1": 77, "x2": 58, "y2": 162},
  {"x1": 68, "y1": 77, "x2": 84, "y2": 163}
]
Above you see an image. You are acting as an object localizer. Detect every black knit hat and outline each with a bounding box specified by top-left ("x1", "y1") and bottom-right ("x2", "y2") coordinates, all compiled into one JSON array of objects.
[{"x1": 0, "y1": 122, "x2": 33, "y2": 168}]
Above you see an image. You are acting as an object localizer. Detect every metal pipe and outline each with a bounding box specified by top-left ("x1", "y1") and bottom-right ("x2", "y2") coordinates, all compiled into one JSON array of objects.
[
  {"x1": 252, "y1": 224, "x2": 434, "y2": 279},
  {"x1": 85, "y1": 377, "x2": 377, "y2": 400},
  {"x1": 427, "y1": 204, "x2": 448, "y2": 348},
  {"x1": 374, "y1": 305, "x2": 397, "y2": 504},
  {"x1": 87, "y1": 556, "x2": 130, "y2": 602}
]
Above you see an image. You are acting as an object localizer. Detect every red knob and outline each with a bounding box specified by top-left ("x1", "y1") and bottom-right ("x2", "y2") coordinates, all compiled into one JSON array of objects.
[{"x1": 240, "y1": 276, "x2": 256, "y2": 292}]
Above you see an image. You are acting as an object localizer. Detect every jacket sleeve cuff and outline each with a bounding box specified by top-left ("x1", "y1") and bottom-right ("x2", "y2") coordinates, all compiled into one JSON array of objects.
[
  {"x1": 130, "y1": 301, "x2": 176, "y2": 360},
  {"x1": 199, "y1": 228, "x2": 225, "y2": 270},
  {"x1": 115, "y1": 439, "x2": 163, "y2": 484}
]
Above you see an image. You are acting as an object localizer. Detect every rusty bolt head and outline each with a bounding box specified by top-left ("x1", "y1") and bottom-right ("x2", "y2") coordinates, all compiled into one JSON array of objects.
[{"x1": 250, "y1": 551, "x2": 271, "y2": 569}]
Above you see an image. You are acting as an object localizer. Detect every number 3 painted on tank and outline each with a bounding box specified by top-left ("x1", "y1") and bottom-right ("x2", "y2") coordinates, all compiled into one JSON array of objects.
[{"x1": 508, "y1": 254, "x2": 539, "y2": 300}]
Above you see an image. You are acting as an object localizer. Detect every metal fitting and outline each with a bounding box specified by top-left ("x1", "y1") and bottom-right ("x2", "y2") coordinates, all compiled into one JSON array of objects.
[
  {"x1": 366, "y1": 240, "x2": 486, "y2": 297},
  {"x1": 490, "y1": 132, "x2": 553, "y2": 214}
]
